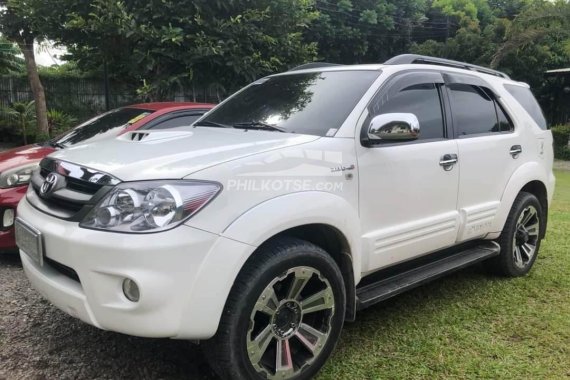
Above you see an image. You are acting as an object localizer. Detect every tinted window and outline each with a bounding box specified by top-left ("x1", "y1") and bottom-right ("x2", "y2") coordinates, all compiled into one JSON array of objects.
[
  {"x1": 504, "y1": 84, "x2": 547, "y2": 129},
  {"x1": 449, "y1": 84, "x2": 499, "y2": 136},
  {"x1": 200, "y1": 71, "x2": 380, "y2": 137},
  {"x1": 147, "y1": 114, "x2": 204, "y2": 130},
  {"x1": 496, "y1": 103, "x2": 514, "y2": 132},
  {"x1": 57, "y1": 108, "x2": 153, "y2": 147},
  {"x1": 370, "y1": 83, "x2": 445, "y2": 140}
]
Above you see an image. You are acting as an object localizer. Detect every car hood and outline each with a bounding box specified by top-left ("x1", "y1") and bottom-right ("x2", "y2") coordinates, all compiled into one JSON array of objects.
[
  {"x1": 48, "y1": 127, "x2": 320, "y2": 181},
  {"x1": 0, "y1": 144, "x2": 55, "y2": 173}
]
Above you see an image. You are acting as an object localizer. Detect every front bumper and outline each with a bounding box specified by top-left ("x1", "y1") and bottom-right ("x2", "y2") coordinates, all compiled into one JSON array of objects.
[
  {"x1": 0, "y1": 185, "x2": 27, "y2": 251},
  {"x1": 17, "y1": 197, "x2": 255, "y2": 339}
]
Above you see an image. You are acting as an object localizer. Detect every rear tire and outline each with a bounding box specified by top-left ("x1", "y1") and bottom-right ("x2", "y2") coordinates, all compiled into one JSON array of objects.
[
  {"x1": 485, "y1": 192, "x2": 544, "y2": 277},
  {"x1": 203, "y1": 237, "x2": 346, "y2": 380}
]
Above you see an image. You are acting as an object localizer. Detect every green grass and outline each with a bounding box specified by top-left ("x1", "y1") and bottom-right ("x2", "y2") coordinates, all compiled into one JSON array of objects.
[{"x1": 319, "y1": 170, "x2": 570, "y2": 380}]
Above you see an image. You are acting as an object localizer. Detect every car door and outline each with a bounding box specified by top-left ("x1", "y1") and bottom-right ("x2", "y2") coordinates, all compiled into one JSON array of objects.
[
  {"x1": 357, "y1": 71, "x2": 460, "y2": 273},
  {"x1": 443, "y1": 73, "x2": 521, "y2": 242}
]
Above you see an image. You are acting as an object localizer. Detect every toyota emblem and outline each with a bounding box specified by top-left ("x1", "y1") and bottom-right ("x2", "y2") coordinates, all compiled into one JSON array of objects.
[{"x1": 40, "y1": 173, "x2": 59, "y2": 196}]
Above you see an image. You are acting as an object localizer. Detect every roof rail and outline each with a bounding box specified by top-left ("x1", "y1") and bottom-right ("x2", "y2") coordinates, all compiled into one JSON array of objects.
[
  {"x1": 384, "y1": 54, "x2": 510, "y2": 79},
  {"x1": 288, "y1": 62, "x2": 342, "y2": 71}
]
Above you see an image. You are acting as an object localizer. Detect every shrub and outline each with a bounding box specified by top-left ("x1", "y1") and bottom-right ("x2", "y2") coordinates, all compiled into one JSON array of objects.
[
  {"x1": 551, "y1": 125, "x2": 570, "y2": 149},
  {"x1": 551, "y1": 125, "x2": 570, "y2": 161},
  {"x1": 555, "y1": 146, "x2": 570, "y2": 161},
  {"x1": 47, "y1": 109, "x2": 78, "y2": 136},
  {"x1": 0, "y1": 101, "x2": 37, "y2": 145}
]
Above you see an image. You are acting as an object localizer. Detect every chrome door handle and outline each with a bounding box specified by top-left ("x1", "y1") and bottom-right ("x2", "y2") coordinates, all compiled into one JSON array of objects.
[
  {"x1": 510, "y1": 145, "x2": 522, "y2": 158},
  {"x1": 439, "y1": 154, "x2": 458, "y2": 171}
]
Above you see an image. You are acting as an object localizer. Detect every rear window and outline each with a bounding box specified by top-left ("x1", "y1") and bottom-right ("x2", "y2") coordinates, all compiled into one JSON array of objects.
[
  {"x1": 57, "y1": 108, "x2": 154, "y2": 147},
  {"x1": 504, "y1": 84, "x2": 547, "y2": 129}
]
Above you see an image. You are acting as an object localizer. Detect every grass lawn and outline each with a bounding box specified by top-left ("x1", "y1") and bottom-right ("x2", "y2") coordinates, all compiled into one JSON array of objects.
[{"x1": 319, "y1": 170, "x2": 570, "y2": 380}]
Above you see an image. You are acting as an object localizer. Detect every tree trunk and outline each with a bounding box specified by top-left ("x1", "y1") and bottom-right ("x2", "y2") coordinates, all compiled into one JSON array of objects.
[{"x1": 18, "y1": 39, "x2": 49, "y2": 137}]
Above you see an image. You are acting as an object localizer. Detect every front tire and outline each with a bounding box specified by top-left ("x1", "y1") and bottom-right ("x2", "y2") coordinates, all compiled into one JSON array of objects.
[
  {"x1": 486, "y1": 191, "x2": 544, "y2": 277},
  {"x1": 203, "y1": 237, "x2": 346, "y2": 380}
]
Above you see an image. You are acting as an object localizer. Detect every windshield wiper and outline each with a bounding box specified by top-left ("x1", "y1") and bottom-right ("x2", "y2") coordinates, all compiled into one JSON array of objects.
[
  {"x1": 193, "y1": 120, "x2": 228, "y2": 129},
  {"x1": 233, "y1": 121, "x2": 286, "y2": 133},
  {"x1": 47, "y1": 140, "x2": 66, "y2": 149}
]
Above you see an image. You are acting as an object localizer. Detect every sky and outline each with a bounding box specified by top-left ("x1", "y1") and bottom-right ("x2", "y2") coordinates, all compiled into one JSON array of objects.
[{"x1": 35, "y1": 41, "x2": 66, "y2": 66}]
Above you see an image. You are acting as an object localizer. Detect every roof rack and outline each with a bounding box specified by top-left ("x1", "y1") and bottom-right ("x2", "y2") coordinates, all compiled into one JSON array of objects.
[
  {"x1": 288, "y1": 62, "x2": 342, "y2": 71},
  {"x1": 384, "y1": 54, "x2": 510, "y2": 79}
]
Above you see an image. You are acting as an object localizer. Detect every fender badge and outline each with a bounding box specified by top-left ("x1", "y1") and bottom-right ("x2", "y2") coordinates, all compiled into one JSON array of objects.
[{"x1": 331, "y1": 164, "x2": 355, "y2": 173}]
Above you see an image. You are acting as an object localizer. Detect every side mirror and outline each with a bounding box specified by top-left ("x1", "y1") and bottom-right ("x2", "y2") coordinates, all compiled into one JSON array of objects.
[{"x1": 367, "y1": 113, "x2": 420, "y2": 143}]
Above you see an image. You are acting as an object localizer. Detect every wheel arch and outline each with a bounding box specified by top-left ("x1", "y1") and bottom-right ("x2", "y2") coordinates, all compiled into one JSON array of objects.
[
  {"x1": 272, "y1": 224, "x2": 357, "y2": 322},
  {"x1": 519, "y1": 180, "x2": 548, "y2": 238},
  {"x1": 492, "y1": 162, "x2": 551, "y2": 238},
  {"x1": 222, "y1": 191, "x2": 362, "y2": 321}
]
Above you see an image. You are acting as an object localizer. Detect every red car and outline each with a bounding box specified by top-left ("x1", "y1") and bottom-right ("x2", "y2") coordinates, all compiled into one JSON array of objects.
[{"x1": 0, "y1": 102, "x2": 214, "y2": 252}]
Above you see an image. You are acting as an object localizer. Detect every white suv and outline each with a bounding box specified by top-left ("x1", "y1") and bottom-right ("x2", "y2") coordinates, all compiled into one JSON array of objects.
[{"x1": 15, "y1": 55, "x2": 555, "y2": 380}]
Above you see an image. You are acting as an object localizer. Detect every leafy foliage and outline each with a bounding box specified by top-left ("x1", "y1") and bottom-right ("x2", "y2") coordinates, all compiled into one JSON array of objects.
[
  {"x1": 0, "y1": 0, "x2": 51, "y2": 136},
  {"x1": 0, "y1": 37, "x2": 24, "y2": 74},
  {"x1": 42, "y1": 0, "x2": 319, "y2": 100},
  {"x1": 47, "y1": 109, "x2": 77, "y2": 136},
  {"x1": 1, "y1": 101, "x2": 37, "y2": 144},
  {"x1": 306, "y1": 0, "x2": 428, "y2": 63}
]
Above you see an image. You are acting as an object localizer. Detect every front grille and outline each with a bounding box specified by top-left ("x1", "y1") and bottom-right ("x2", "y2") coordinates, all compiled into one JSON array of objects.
[
  {"x1": 66, "y1": 177, "x2": 103, "y2": 194},
  {"x1": 39, "y1": 194, "x2": 84, "y2": 212},
  {"x1": 28, "y1": 158, "x2": 120, "y2": 221}
]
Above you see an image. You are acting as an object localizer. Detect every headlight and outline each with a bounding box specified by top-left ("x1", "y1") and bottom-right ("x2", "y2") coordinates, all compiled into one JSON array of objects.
[
  {"x1": 0, "y1": 163, "x2": 39, "y2": 189},
  {"x1": 80, "y1": 180, "x2": 221, "y2": 233}
]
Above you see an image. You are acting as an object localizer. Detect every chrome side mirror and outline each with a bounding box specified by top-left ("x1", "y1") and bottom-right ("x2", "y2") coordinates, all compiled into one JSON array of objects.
[{"x1": 367, "y1": 113, "x2": 420, "y2": 142}]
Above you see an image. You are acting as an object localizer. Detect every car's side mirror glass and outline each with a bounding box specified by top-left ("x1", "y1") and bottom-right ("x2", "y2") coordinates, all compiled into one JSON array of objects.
[{"x1": 367, "y1": 113, "x2": 420, "y2": 143}]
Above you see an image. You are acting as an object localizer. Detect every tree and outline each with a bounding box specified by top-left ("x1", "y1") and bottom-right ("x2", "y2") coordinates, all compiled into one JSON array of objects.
[
  {"x1": 0, "y1": 36, "x2": 24, "y2": 74},
  {"x1": 39, "y1": 0, "x2": 318, "y2": 100},
  {"x1": 0, "y1": 0, "x2": 49, "y2": 136},
  {"x1": 305, "y1": 0, "x2": 428, "y2": 64},
  {"x1": 491, "y1": 0, "x2": 570, "y2": 68}
]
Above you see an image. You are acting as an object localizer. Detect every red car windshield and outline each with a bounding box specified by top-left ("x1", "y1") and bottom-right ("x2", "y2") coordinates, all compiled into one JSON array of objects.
[{"x1": 55, "y1": 108, "x2": 154, "y2": 147}]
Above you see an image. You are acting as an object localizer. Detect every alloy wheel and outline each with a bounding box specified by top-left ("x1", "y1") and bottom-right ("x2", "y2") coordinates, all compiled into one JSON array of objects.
[
  {"x1": 512, "y1": 205, "x2": 540, "y2": 269},
  {"x1": 247, "y1": 266, "x2": 335, "y2": 379}
]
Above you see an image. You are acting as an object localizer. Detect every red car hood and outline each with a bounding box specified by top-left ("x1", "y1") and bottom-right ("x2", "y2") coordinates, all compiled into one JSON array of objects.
[{"x1": 0, "y1": 144, "x2": 55, "y2": 173}]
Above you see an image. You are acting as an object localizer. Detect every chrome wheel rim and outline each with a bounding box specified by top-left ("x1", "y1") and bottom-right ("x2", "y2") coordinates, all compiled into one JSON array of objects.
[
  {"x1": 247, "y1": 266, "x2": 335, "y2": 379},
  {"x1": 512, "y1": 205, "x2": 540, "y2": 269}
]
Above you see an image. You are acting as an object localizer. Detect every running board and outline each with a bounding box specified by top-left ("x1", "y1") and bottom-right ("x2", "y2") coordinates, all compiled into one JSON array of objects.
[{"x1": 356, "y1": 241, "x2": 500, "y2": 310}]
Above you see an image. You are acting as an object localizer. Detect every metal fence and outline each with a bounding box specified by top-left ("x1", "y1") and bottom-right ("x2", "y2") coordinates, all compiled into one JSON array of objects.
[
  {"x1": 0, "y1": 75, "x2": 223, "y2": 120},
  {"x1": 0, "y1": 75, "x2": 226, "y2": 143}
]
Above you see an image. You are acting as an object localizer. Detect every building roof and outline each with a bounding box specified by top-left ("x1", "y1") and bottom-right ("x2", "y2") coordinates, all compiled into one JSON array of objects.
[{"x1": 545, "y1": 68, "x2": 570, "y2": 76}]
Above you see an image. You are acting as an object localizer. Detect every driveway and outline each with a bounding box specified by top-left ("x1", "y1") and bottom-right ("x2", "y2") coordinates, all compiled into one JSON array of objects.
[{"x1": 0, "y1": 255, "x2": 215, "y2": 379}]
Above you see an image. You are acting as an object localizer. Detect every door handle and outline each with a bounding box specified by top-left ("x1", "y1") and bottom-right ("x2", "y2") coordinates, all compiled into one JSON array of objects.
[
  {"x1": 510, "y1": 145, "x2": 522, "y2": 158},
  {"x1": 439, "y1": 154, "x2": 458, "y2": 171}
]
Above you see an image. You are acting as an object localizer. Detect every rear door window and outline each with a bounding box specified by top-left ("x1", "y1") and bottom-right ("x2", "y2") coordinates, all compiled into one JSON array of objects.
[
  {"x1": 448, "y1": 84, "x2": 513, "y2": 136},
  {"x1": 448, "y1": 84, "x2": 497, "y2": 136},
  {"x1": 496, "y1": 104, "x2": 514, "y2": 132}
]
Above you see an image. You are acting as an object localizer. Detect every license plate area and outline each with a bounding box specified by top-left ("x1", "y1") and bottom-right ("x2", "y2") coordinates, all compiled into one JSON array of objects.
[{"x1": 15, "y1": 218, "x2": 44, "y2": 266}]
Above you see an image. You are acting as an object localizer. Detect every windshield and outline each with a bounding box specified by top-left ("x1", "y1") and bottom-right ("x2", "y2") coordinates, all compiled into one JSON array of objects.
[
  {"x1": 199, "y1": 70, "x2": 380, "y2": 136},
  {"x1": 55, "y1": 108, "x2": 154, "y2": 147}
]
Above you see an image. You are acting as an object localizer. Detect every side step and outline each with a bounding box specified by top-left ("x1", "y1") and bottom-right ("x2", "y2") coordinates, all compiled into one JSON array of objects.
[{"x1": 356, "y1": 241, "x2": 500, "y2": 310}]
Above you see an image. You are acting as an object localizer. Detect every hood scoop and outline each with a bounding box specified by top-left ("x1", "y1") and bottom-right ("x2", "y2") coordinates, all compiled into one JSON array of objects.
[
  {"x1": 130, "y1": 132, "x2": 150, "y2": 141},
  {"x1": 121, "y1": 130, "x2": 194, "y2": 143}
]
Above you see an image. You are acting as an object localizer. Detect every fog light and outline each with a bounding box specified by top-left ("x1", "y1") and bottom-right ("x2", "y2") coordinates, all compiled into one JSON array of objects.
[
  {"x1": 2, "y1": 209, "x2": 15, "y2": 228},
  {"x1": 122, "y1": 278, "x2": 140, "y2": 302}
]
